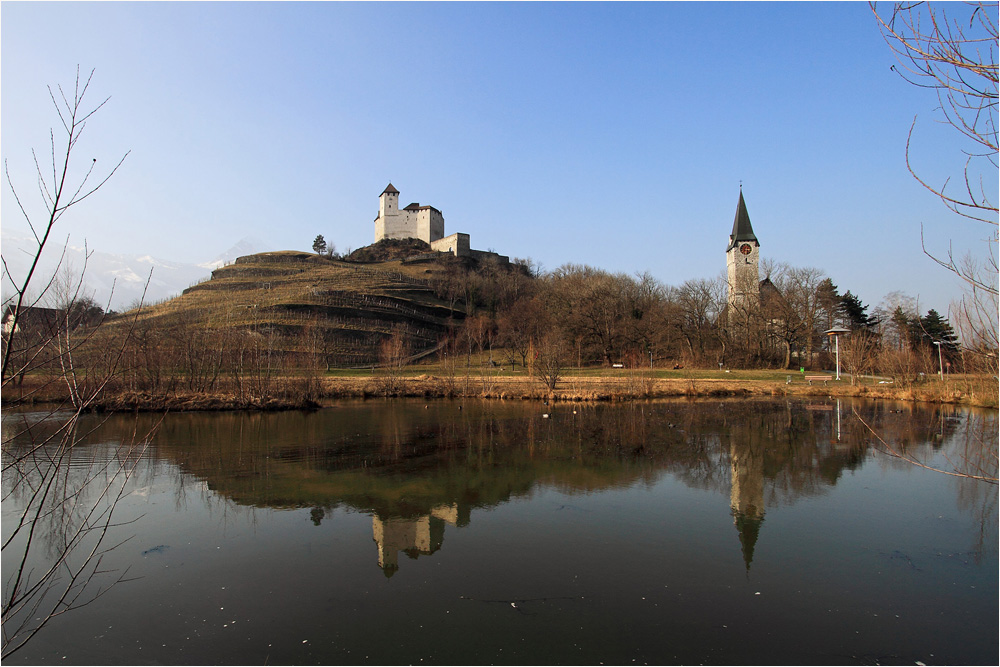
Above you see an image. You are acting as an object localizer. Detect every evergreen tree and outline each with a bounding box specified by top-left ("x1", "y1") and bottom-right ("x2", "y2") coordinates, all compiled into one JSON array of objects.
[
  {"x1": 889, "y1": 306, "x2": 914, "y2": 351},
  {"x1": 815, "y1": 278, "x2": 841, "y2": 329},
  {"x1": 312, "y1": 235, "x2": 327, "y2": 255},
  {"x1": 915, "y1": 309, "x2": 960, "y2": 360},
  {"x1": 840, "y1": 291, "x2": 876, "y2": 330}
]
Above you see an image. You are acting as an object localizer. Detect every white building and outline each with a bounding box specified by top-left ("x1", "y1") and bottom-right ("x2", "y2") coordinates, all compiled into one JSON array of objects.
[
  {"x1": 373, "y1": 183, "x2": 502, "y2": 261},
  {"x1": 374, "y1": 183, "x2": 445, "y2": 245}
]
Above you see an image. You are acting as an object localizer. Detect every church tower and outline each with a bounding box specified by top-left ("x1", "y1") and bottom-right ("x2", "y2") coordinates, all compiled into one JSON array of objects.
[{"x1": 726, "y1": 188, "x2": 760, "y2": 313}]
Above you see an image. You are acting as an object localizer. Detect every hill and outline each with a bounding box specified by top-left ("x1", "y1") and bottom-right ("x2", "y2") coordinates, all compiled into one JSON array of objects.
[{"x1": 123, "y1": 248, "x2": 469, "y2": 368}]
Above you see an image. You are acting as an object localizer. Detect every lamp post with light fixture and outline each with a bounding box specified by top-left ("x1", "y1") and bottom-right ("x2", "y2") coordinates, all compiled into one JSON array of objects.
[{"x1": 824, "y1": 326, "x2": 850, "y2": 381}]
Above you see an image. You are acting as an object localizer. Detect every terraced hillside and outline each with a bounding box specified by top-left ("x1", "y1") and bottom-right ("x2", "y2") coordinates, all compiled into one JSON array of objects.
[{"x1": 128, "y1": 251, "x2": 465, "y2": 367}]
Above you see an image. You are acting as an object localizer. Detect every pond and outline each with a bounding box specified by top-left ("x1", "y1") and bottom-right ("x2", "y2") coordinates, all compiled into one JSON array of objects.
[{"x1": 2, "y1": 398, "x2": 997, "y2": 665}]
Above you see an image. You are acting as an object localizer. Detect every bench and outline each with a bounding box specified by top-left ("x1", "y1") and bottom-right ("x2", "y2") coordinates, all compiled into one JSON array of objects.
[{"x1": 787, "y1": 375, "x2": 834, "y2": 385}]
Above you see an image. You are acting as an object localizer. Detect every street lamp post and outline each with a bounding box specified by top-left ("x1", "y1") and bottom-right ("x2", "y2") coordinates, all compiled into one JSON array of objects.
[
  {"x1": 824, "y1": 326, "x2": 851, "y2": 381},
  {"x1": 934, "y1": 341, "x2": 943, "y2": 381}
]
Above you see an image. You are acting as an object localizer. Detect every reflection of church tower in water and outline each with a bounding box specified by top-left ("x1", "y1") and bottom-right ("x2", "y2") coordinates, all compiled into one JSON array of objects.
[
  {"x1": 730, "y1": 436, "x2": 765, "y2": 572},
  {"x1": 371, "y1": 504, "x2": 461, "y2": 578}
]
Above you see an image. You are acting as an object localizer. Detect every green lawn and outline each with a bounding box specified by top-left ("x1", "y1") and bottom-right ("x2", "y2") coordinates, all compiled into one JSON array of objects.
[{"x1": 320, "y1": 359, "x2": 800, "y2": 383}]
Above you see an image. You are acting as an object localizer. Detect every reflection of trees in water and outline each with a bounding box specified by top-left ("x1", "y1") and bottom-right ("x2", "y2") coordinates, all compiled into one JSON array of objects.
[
  {"x1": 4, "y1": 399, "x2": 992, "y2": 583},
  {"x1": 13, "y1": 399, "x2": 992, "y2": 568},
  {"x1": 1, "y1": 413, "x2": 150, "y2": 657},
  {"x1": 101, "y1": 399, "x2": 975, "y2": 512}
]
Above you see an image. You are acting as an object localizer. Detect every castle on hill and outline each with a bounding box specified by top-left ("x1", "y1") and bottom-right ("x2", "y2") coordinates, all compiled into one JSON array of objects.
[{"x1": 373, "y1": 183, "x2": 508, "y2": 262}]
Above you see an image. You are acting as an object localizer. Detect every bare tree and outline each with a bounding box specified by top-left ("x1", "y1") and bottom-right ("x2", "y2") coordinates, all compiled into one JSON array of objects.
[
  {"x1": 373, "y1": 327, "x2": 411, "y2": 396},
  {"x1": 533, "y1": 331, "x2": 567, "y2": 392},
  {"x1": 1, "y1": 68, "x2": 149, "y2": 658},
  {"x1": 2, "y1": 69, "x2": 128, "y2": 381},
  {"x1": 873, "y1": 1, "x2": 997, "y2": 223},
  {"x1": 873, "y1": 1, "x2": 998, "y2": 369}
]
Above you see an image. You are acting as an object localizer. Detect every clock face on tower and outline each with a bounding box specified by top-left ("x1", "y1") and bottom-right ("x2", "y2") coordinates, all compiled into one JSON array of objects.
[{"x1": 739, "y1": 243, "x2": 752, "y2": 256}]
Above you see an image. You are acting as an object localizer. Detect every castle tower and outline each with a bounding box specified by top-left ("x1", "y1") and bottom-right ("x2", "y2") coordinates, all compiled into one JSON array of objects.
[
  {"x1": 379, "y1": 182, "x2": 399, "y2": 220},
  {"x1": 375, "y1": 183, "x2": 400, "y2": 243},
  {"x1": 726, "y1": 188, "x2": 760, "y2": 314}
]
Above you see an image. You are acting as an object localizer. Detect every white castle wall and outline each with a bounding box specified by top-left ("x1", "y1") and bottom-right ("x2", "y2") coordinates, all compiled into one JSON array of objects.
[
  {"x1": 375, "y1": 190, "x2": 445, "y2": 245},
  {"x1": 373, "y1": 184, "x2": 507, "y2": 264},
  {"x1": 431, "y1": 233, "x2": 470, "y2": 256}
]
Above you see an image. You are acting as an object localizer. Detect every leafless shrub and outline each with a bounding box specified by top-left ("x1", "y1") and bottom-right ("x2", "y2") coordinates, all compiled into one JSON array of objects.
[{"x1": 1, "y1": 68, "x2": 152, "y2": 658}]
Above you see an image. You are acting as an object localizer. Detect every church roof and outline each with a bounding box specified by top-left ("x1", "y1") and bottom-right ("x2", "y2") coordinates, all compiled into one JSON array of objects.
[
  {"x1": 382, "y1": 183, "x2": 399, "y2": 195},
  {"x1": 727, "y1": 189, "x2": 759, "y2": 251}
]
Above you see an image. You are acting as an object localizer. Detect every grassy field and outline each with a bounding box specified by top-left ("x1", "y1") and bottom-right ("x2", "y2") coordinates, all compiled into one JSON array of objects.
[
  {"x1": 314, "y1": 354, "x2": 997, "y2": 408},
  {"x1": 6, "y1": 363, "x2": 995, "y2": 410}
]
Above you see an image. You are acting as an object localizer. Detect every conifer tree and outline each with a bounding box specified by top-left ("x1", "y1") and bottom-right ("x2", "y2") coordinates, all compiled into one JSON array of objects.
[
  {"x1": 312, "y1": 235, "x2": 327, "y2": 255},
  {"x1": 840, "y1": 291, "x2": 877, "y2": 330},
  {"x1": 915, "y1": 309, "x2": 960, "y2": 360}
]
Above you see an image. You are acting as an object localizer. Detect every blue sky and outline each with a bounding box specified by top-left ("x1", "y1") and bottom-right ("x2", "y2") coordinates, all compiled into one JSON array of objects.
[{"x1": 2, "y1": 1, "x2": 996, "y2": 316}]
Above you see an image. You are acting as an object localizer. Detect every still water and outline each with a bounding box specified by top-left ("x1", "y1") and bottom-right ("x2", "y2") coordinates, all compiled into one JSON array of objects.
[{"x1": 2, "y1": 399, "x2": 997, "y2": 665}]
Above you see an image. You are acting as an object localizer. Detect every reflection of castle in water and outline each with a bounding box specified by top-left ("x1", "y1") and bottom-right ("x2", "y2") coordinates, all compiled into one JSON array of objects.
[
  {"x1": 372, "y1": 504, "x2": 460, "y2": 577},
  {"x1": 136, "y1": 400, "x2": 931, "y2": 578},
  {"x1": 730, "y1": 435, "x2": 765, "y2": 572}
]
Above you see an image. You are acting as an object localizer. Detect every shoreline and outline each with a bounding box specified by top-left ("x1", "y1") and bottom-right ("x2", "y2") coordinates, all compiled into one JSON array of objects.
[{"x1": 3, "y1": 373, "x2": 996, "y2": 411}]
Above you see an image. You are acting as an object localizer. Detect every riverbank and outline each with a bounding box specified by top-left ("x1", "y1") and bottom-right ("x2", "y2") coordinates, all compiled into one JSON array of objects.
[{"x1": 4, "y1": 370, "x2": 996, "y2": 410}]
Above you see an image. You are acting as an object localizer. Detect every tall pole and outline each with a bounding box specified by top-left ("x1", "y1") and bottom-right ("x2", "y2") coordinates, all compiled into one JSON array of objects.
[
  {"x1": 934, "y1": 341, "x2": 943, "y2": 381},
  {"x1": 825, "y1": 327, "x2": 849, "y2": 381},
  {"x1": 834, "y1": 333, "x2": 841, "y2": 380}
]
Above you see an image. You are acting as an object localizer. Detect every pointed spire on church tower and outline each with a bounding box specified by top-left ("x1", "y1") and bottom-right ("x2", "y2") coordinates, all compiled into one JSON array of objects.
[
  {"x1": 727, "y1": 189, "x2": 759, "y2": 251},
  {"x1": 734, "y1": 511, "x2": 763, "y2": 573}
]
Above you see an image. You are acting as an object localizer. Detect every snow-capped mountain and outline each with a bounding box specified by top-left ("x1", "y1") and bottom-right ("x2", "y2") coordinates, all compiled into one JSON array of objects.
[
  {"x1": 199, "y1": 236, "x2": 269, "y2": 271},
  {"x1": 1, "y1": 232, "x2": 267, "y2": 311}
]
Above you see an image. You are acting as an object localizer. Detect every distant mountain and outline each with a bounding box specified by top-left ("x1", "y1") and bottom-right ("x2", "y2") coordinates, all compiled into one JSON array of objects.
[
  {"x1": 1, "y1": 232, "x2": 267, "y2": 311},
  {"x1": 199, "y1": 236, "x2": 269, "y2": 271}
]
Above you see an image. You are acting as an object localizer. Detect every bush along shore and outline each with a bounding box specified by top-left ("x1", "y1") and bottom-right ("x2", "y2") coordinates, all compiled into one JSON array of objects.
[{"x1": 3, "y1": 371, "x2": 996, "y2": 411}]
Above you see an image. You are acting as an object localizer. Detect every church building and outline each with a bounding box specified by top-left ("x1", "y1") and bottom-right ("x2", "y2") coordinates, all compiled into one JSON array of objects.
[{"x1": 726, "y1": 188, "x2": 761, "y2": 314}]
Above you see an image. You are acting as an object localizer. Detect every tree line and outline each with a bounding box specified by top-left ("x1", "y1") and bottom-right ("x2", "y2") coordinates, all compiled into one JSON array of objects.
[{"x1": 425, "y1": 254, "x2": 976, "y2": 384}]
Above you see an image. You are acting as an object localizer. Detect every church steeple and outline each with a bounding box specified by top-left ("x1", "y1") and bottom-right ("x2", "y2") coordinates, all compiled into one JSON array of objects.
[
  {"x1": 725, "y1": 187, "x2": 761, "y2": 313},
  {"x1": 727, "y1": 188, "x2": 759, "y2": 251}
]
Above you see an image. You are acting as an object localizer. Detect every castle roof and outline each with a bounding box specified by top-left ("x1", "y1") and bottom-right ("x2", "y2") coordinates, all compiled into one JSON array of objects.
[
  {"x1": 382, "y1": 183, "x2": 399, "y2": 195},
  {"x1": 403, "y1": 202, "x2": 443, "y2": 215},
  {"x1": 727, "y1": 189, "x2": 759, "y2": 251}
]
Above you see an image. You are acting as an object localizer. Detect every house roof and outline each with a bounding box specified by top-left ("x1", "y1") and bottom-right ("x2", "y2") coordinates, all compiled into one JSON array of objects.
[
  {"x1": 727, "y1": 189, "x2": 759, "y2": 251},
  {"x1": 2, "y1": 305, "x2": 63, "y2": 323},
  {"x1": 382, "y1": 183, "x2": 399, "y2": 195},
  {"x1": 2, "y1": 305, "x2": 64, "y2": 336}
]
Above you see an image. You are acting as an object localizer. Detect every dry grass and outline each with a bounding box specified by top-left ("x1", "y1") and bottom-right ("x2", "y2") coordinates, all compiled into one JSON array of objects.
[
  {"x1": 105, "y1": 252, "x2": 461, "y2": 366},
  {"x1": 6, "y1": 370, "x2": 996, "y2": 410}
]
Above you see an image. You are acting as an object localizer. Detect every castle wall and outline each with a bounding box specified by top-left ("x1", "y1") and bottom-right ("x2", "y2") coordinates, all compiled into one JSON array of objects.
[
  {"x1": 376, "y1": 203, "x2": 444, "y2": 244},
  {"x1": 374, "y1": 185, "x2": 503, "y2": 262},
  {"x1": 431, "y1": 233, "x2": 470, "y2": 256},
  {"x1": 377, "y1": 211, "x2": 417, "y2": 241}
]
